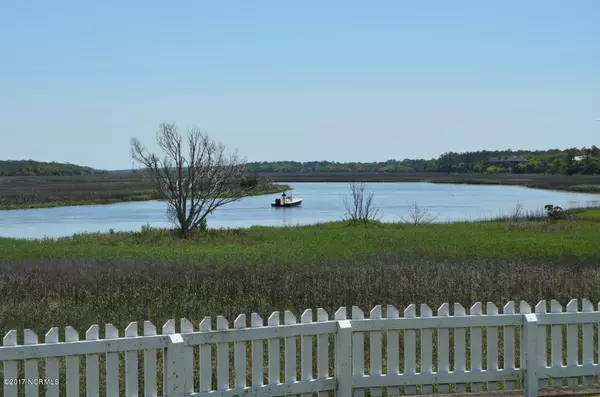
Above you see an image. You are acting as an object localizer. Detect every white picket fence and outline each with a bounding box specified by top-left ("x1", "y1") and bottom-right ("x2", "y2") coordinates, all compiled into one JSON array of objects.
[{"x1": 1, "y1": 299, "x2": 600, "y2": 397}]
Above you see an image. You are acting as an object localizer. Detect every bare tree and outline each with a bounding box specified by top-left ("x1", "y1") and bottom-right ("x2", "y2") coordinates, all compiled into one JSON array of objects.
[
  {"x1": 342, "y1": 182, "x2": 381, "y2": 222},
  {"x1": 504, "y1": 203, "x2": 526, "y2": 230},
  {"x1": 506, "y1": 202, "x2": 524, "y2": 225},
  {"x1": 400, "y1": 202, "x2": 438, "y2": 226},
  {"x1": 131, "y1": 122, "x2": 262, "y2": 237}
]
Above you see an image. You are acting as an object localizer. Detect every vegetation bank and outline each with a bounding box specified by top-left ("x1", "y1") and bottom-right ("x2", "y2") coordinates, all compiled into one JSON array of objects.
[
  {"x1": 1, "y1": 206, "x2": 599, "y2": 337},
  {"x1": 0, "y1": 173, "x2": 290, "y2": 210}
]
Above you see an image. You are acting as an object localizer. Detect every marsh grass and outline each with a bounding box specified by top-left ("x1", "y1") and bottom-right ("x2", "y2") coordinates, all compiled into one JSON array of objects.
[
  {"x1": 1, "y1": 253, "x2": 600, "y2": 336},
  {"x1": 1, "y1": 209, "x2": 599, "y2": 334},
  {"x1": 2, "y1": 208, "x2": 600, "y2": 396},
  {"x1": 0, "y1": 173, "x2": 290, "y2": 210}
]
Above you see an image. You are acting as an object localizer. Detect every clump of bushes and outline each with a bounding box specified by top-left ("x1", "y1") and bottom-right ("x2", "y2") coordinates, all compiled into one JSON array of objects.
[
  {"x1": 544, "y1": 204, "x2": 568, "y2": 221},
  {"x1": 240, "y1": 174, "x2": 274, "y2": 189}
]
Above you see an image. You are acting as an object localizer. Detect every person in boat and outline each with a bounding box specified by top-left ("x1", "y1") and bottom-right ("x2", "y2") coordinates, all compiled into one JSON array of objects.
[{"x1": 281, "y1": 192, "x2": 287, "y2": 202}]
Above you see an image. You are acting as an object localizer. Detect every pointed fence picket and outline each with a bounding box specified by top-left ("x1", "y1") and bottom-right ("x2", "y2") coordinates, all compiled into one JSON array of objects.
[
  {"x1": 566, "y1": 300, "x2": 579, "y2": 387},
  {"x1": 267, "y1": 312, "x2": 280, "y2": 386},
  {"x1": 24, "y1": 329, "x2": 39, "y2": 397},
  {"x1": 251, "y1": 313, "x2": 264, "y2": 388},
  {"x1": 437, "y1": 303, "x2": 450, "y2": 394},
  {"x1": 520, "y1": 301, "x2": 532, "y2": 391},
  {"x1": 385, "y1": 305, "x2": 400, "y2": 397},
  {"x1": 550, "y1": 300, "x2": 563, "y2": 388},
  {"x1": 105, "y1": 324, "x2": 119, "y2": 397},
  {"x1": 453, "y1": 303, "x2": 466, "y2": 393},
  {"x1": 404, "y1": 304, "x2": 417, "y2": 396},
  {"x1": 370, "y1": 306, "x2": 383, "y2": 397},
  {"x1": 420, "y1": 304, "x2": 433, "y2": 395},
  {"x1": 486, "y1": 302, "x2": 500, "y2": 391},
  {"x1": 470, "y1": 302, "x2": 483, "y2": 393},
  {"x1": 351, "y1": 306, "x2": 365, "y2": 397},
  {"x1": 162, "y1": 319, "x2": 176, "y2": 395},
  {"x1": 143, "y1": 321, "x2": 158, "y2": 397},
  {"x1": 504, "y1": 301, "x2": 517, "y2": 390},
  {"x1": 535, "y1": 300, "x2": 547, "y2": 389},
  {"x1": 198, "y1": 317, "x2": 211, "y2": 392},
  {"x1": 65, "y1": 326, "x2": 79, "y2": 396},
  {"x1": 124, "y1": 322, "x2": 138, "y2": 397},
  {"x1": 216, "y1": 316, "x2": 229, "y2": 391},
  {"x1": 85, "y1": 325, "x2": 99, "y2": 397},
  {"x1": 583, "y1": 300, "x2": 595, "y2": 387},
  {"x1": 317, "y1": 308, "x2": 330, "y2": 397},
  {"x1": 2, "y1": 299, "x2": 600, "y2": 397},
  {"x1": 234, "y1": 314, "x2": 246, "y2": 390},
  {"x1": 180, "y1": 318, "x2": 194, "y2": 394},
  {"x1": 284, "y1": 311, "x2": 297, "y2": 385},
  {"x1": 44, "y1": 327, "x2": 60, "y2": 397},
  {"x1": 301, "y1": 309, "x2": 313, "y2": 397}
]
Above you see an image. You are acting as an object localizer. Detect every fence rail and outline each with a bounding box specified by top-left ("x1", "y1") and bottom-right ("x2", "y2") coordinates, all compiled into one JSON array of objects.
[{"x1": 2, "y1": 299, "x2": 600, "y2": 397}]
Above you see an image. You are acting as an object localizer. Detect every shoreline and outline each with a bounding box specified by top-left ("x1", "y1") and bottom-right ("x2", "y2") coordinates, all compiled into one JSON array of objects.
[
  {"x1": 2, "y1": 171, "x2": 600, "y2": 210},
  {"x1": 0, "y1": 184, "x2": 292, "y2": 211},
  {"x1": 267, "y1": 172, "x2": 600, "y2": 194},
  {"x1": 4, "y1": 205, "x2": 598, "y2": 242},
  {"x1": 424, "y1": 179, "x2": 600, "y2": 194},
  {"x1": 1, "y1": 206, "x2": 598, "y2": 260}
]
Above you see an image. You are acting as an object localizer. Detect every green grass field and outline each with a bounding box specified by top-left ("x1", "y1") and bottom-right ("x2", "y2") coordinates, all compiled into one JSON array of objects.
[{"x1": 2, "y1": 214, "x2": 599, "y2": 263}]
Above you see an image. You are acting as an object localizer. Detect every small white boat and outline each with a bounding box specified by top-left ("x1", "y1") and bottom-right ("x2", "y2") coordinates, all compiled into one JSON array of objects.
[{"x1": 271, "y1": 192, "x2": 303, "y2": 207}]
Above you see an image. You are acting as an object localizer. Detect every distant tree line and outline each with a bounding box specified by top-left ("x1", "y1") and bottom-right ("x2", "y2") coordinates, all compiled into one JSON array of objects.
[
  {"x1": 246, "y1": 146, "x2": 600, "y2": 175},
  {"x1": 0, "y1": 160, "x2": 100, "y2": 176},
  {"x1": 3, "y1": 146, "x2": 599, "y2": 177}
]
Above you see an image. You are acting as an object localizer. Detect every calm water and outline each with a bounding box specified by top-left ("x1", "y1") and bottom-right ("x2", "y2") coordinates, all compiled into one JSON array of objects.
[{"x1": 1, "y1": 182, "x2": 599, "y2": 239}]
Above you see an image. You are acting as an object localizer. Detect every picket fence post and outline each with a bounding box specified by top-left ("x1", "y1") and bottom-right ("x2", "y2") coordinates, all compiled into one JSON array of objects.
[
  {"x1": 165, "y1": 334, "x2": 186, "y2": 397},
  {"x1": 523, "y1": 313, "x2": 539, "y2": 397},
  {"x1": 336, "y1": 320, "x2": 353, "y2": 397}
]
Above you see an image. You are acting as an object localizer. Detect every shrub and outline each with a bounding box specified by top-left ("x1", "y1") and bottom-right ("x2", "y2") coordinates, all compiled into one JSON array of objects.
[{"x1": 544, "y1": 204, "x2": 567, "y2": 221}]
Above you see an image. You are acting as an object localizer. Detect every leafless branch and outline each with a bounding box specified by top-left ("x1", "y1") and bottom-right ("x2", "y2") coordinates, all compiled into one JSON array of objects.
[
  {"x1": 400, "y1": 202, "x2": 438, "y2": 226},
  {"x1": 342, "y1": 182, "x2": 381, "y2": 222},
  {"x1": 131, "y1": 123, "x2": 264, "y2": 237}
]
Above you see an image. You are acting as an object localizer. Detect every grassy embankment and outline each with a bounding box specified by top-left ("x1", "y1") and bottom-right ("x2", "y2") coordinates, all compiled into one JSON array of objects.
[
  {"x1": 0, "y1": 173, "x2": 290, "y2": 210},
  {"x1": 1, "y1": 208, "x2": 599, "y2": 395},
  {"x1": 267, "y1": 172, "x2": 600, "y2": 193}
]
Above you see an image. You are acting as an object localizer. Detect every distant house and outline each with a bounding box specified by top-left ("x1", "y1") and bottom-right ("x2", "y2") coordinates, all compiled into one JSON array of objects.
[
  {"x1": 487, "y1": 155, "x2": 527, "y2": 167},
  {"x1": 574, "y1": 155, "x2": 586, "y2": 162}
]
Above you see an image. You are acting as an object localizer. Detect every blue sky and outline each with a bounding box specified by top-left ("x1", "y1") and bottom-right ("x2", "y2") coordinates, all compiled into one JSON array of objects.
[{"x1": 1, "y1": 1, "x2": 599, "y2": 170}]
